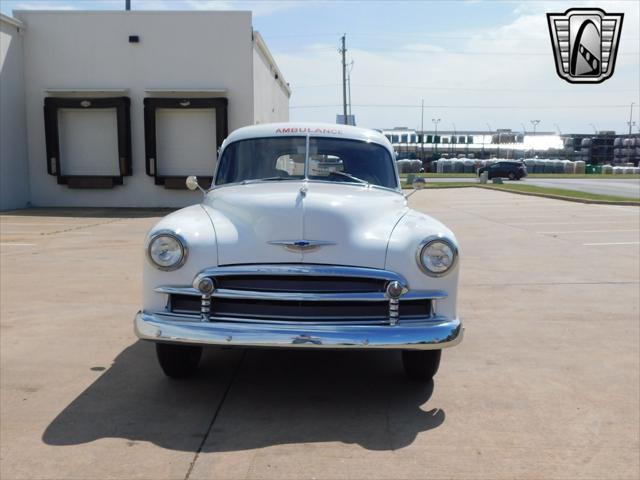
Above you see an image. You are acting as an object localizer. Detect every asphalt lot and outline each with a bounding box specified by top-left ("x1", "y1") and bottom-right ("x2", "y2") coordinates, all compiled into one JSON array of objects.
[
  {"x1": 1, "y1": 189, "x2": 639, "y2": 480},
  {"x1": 426, "y1": 177, "x2": 640, "y2": 198}
]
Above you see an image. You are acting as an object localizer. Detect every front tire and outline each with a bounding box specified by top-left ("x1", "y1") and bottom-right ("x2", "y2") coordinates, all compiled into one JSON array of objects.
[
  {"x1": 156, "y1": 343, "x2": 202, "y2": 378},
  {"x1": 402, "y1": 350, "x2": 441, "y2": 381},
  {"x1": 508, "y1": 172, "x2": 516, "y2": 180}
]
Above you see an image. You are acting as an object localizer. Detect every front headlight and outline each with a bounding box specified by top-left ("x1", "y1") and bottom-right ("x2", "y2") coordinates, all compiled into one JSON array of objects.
[
  {"x1": 416, "y1": 236, "x2": 458, "y2": 277},
  {"x1": 147, "y1": 231, "x2": 187, "y2": 271}
]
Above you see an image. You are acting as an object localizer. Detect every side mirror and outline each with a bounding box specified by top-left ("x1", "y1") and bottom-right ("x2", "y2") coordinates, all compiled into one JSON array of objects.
[
  {"x1": 405, "y1": 176, "x2": 426, "y2": 199},
  {"x1": 186, "y1": 175, "x2": 200, "y2": 191}
]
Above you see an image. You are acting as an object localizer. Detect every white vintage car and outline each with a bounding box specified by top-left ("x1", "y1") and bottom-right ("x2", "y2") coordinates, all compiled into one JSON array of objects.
[{"x1": 135, "y1": 123, "x2": 462, "y2": 381}]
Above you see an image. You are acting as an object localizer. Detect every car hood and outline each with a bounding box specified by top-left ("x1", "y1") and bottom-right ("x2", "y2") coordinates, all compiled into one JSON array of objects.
[{"x1": 201, "y1": 181, "x2": 408, "y2": 268}]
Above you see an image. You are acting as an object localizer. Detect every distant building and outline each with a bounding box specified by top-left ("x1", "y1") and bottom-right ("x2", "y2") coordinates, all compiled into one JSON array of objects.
[
  {"x1": 380, "y1": 127, "x2": 563, "y2": 161},
  {"x1": 381, "y1": 127, "x2": 640, "y2": 166},
  {"x1": 562, "y1": 132, "x2": 640, "y2": 165}
]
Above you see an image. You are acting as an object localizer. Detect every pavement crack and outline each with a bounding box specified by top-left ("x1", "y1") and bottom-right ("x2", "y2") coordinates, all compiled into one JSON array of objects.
[
  {"x1": 40, "y1": 218, "x2": 124, "y2": 236},
  {"x1": 184, "y1": 350, "x2": 246, "y2": 480}
]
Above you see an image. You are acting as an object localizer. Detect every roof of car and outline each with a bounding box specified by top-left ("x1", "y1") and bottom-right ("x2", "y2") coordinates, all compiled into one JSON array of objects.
[{"x1": 222, "y1": 122, "x2": 392, "y2": 151}]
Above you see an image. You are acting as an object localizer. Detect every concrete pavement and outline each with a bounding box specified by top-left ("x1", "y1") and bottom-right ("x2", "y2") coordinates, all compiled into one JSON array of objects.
[{"x1": 1, "y1": 190, "x2": 639, "y2": 480}]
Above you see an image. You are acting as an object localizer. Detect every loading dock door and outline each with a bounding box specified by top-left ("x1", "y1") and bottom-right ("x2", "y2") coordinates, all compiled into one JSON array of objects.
[
  {"x1": 43, "y1": 97, "x2": 132, "y2": 189},
  {"x1": 59, "y1": 108, "x2": 120, "y2": 176},
  {"x1": 155, "y1": 108, "x2": 217, "y2": 177},
  {"x1": 144, "y1": 97, "x2": 228, "y2": 189}
]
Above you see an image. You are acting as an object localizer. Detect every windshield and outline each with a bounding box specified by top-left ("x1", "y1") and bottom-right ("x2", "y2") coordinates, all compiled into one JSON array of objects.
[{"x1": 215, "y1": 136, "x2": 397, "y2": 189}]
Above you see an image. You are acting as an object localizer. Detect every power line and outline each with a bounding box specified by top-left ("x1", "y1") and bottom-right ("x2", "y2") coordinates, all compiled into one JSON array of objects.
[
  {"x1": 293, "y1": 83, "x2": 639, "y2": 94},
  {"x1": 289, "y1": 104, "x2": 633, "y2": 109},
  {"x1": 274, "y1": 47, "x2": 639, "y2": 56},
  {"x1": 265, "y1": 31, "x2": 640, "y2": 41}
]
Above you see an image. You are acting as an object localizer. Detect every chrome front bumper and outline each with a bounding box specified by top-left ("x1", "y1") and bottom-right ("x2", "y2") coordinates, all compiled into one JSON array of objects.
[{"x1": 134, "y1": 310, "x2": 463, "y2": 350}]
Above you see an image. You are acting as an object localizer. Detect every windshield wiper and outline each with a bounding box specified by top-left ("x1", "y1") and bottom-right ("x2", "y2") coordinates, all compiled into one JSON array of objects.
[
  {"x1": 328, "y1": 171, "x2": 368, "y2": 185},
  {"x1": 255, "y1": 176, "x2": 292, "y2": 181}
]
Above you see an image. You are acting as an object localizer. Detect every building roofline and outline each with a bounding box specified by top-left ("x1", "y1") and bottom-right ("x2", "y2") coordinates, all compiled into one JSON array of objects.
[
  {"x1": 12, "y1": 10, "x2": 251, "y2": 15},
  {"x1": 253, "y1": 30, "x2": 291, "y2": 98},
  {"x1": 0, "y1": 13, "x2": 24, "y2": 29}
]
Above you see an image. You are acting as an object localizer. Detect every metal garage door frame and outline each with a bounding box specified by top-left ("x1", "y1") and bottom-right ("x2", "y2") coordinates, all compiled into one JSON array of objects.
[
  {"x1": 143, "y1": 97, "x2": 228, "y2": 189},
  {"x1": 43, "y1": 96, "x2": 132, "y2": 189}
]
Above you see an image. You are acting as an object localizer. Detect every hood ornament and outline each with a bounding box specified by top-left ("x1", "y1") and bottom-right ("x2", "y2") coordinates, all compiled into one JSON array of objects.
[{"x1": 268, "y1": 239, "x2": 336, "y2": 253}]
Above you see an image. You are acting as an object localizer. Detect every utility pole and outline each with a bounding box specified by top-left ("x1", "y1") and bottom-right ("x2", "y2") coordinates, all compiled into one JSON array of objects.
[
  {"x1": 125, "y1": 0, "x2": 131, "y2": 10},
  {"x1": 628, "y1": 102, "x2": 635, "y2": 136},
  {"x1": 340, "y1": 34, "x2": 347, "y2": 124}
]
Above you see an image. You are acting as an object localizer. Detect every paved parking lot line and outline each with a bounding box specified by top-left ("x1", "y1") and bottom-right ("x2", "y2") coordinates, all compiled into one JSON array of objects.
[
  {"x1": 538, "y1": 229, "x2": 639, "y2": 234},
  {"x1": 512, "y1": 220, "x2": 640, "y2": 226},
  {"x1": 583, "y1": 241, "x2": 640, "y2": 246}
]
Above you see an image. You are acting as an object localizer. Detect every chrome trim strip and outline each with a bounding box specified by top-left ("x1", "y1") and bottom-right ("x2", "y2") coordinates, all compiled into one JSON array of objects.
[
  {"x1": 155, "y1": 285, "x2": 448, "y2": 302},
  {"x1": 155, "y1": 286, "x2": 200, "y2": 296},
  {"x1": 135, "y1": 310, "x2": 463, "y2": 350},
  {"x1": 209, "y1": 315, "x2": 394, "y2": 326},
  {"x1": 193, "y1": 264, "x2": 409, "y2": 284}
]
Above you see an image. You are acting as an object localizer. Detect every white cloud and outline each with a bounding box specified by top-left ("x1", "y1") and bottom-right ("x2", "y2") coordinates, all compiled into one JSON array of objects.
[
  {"x1": 13, "y1": 1, "x2": 76, "y2": 10},
  {"x1": 182, "y1": 0, "x2": 306, "y2": 17}
]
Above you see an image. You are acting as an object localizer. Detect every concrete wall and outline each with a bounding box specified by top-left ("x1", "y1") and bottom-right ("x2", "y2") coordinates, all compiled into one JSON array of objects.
[
  {"x1": 0, "y1": 15, "x2": 29, "y2": 210},
  {"x1": 16, "y1": 11, "x2": 258, "y2": 207},
  {"x1": 252, "y1": 32, "x2": 290, "y2": 125}
]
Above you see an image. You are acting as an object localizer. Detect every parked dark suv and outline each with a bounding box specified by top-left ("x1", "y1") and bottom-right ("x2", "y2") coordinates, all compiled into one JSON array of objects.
[{"x1": 478, "y1": 161, "x2": 527, "y2": 180}]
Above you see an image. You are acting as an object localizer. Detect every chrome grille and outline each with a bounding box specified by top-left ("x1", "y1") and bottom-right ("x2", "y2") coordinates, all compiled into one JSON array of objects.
[
  {"x1": 157, "y1": 264, "x2": 446, "y2": 326},
  {"x1": 169, "y1": 294, "x2": 432, "y2": 324}
]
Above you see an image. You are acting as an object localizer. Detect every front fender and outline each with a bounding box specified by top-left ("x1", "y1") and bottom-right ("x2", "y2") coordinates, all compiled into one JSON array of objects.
[
  {"x1": 385, "y1": 210, "x2": 459, "y2": 319},
  {"x1": 143, "y1": 204, "x2": 217, "y2": 312}
]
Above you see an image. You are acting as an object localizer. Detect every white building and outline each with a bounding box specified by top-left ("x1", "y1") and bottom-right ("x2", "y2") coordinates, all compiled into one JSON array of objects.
[{"x1": 0, "y1": 10, "x2": 290, "y2": 209}]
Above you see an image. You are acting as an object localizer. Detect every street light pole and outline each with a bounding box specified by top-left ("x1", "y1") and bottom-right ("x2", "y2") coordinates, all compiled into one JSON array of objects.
[
  {"x1": 485, "y1": 123, "x2": 492, "y2": 159},
  {"x1": 628, "y1": 102, "x2": 635, "y2": 136},
  {"x1": 432, "y1": 118, "x2": 441, "y2": 158},
  {"x1": 530, "y1": 119, "x2": 540, "y2": 135},
  {"x1": 420, "y1": 99, "x2": 424, "y2": 162},
  {"x1": 451, "y1": 122, "x2": 457, "y2": 157}
]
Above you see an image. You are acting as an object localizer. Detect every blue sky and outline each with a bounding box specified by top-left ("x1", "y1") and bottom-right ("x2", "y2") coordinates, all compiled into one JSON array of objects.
[{"x1": 3, "y1": 0, "x2": 639, "y2": 133}]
